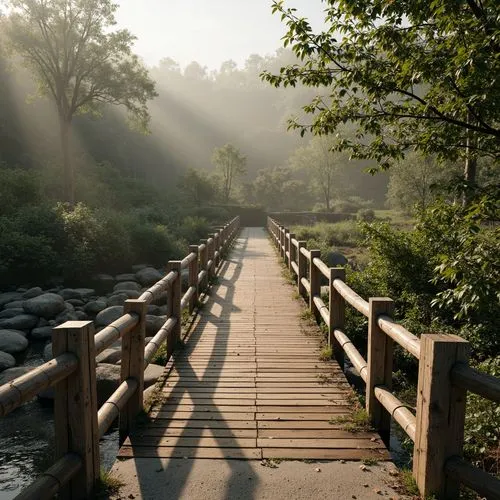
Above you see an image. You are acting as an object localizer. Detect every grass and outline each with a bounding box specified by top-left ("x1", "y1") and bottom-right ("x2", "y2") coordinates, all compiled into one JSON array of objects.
[
  {"x1": 398, "y1": 468, "x2": 420, "y2": 496},
  {"x1": 150, "y1": 342, "x2": 169, "y2": 366},
  {"x1": 94, "y1": 469, "x2": 124, "y2": 498},
  {"x1": 329, "y1": 408, "x2": 373, "y2": 433},
  {"x1": 300, "y1": 309, "x2": 315, "y2": 323},
  {"x1": 362, "y1": 457, "x2": 379, "y2": 466},
  {"x1": 319, "y1": 345, "x2": 333, "y2": 361}
]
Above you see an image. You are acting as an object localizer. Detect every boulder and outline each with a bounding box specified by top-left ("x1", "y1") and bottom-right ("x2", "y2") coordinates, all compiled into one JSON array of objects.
[
  {"x1": 95, "y1": 363, "x2": 164, "y2": 406},
  {"x1": 146, "y1": 315, "x2": 167, "y2": 336},
  {"x1": 115, "y1": 273, "x2": 135, "y2": 282},
  {"x1": 54, "y1": 310, "x2": 79, "y2": 325},
  {"x1": 131, "y1": 264, "x2": 148, "y2": 272},
  {"x1": 74, "y1": 311, "x2": 88, "y2": 321},
  {"x1": 0, "y1": 308, "x2": 24, "y2": 319},
  {"x1": 43, "y1": 343, "x2": 53, "y2": 361},
  {"x1": 64, "y1": 302, "x2": 75, "y2": 311},
  {"x1": 107, "y1": 294, "x2": 128, "y2": 307},
  {"x1": 113, "y1": 281, "x2": 141, "y2": 292},
  {"x1": 96, "y1": 345, "x2": 122, "y2": 364},
  {"x1": 0, "y1": 351, "x2": 16, "y2": 371},
  {"x1": 74, "y1": 288, "x2": 95, "y2": 300},
  {"x1": 84, "y1": 300, "x2": 107, "y2": 315},
  {"x1": 0, "y1": 292, "x2": 22, "y2": 308},
  {"x1": 22, "y1": 287, "x2": 43, "y2": 299},
  {"x1": 36, "y1": 317, "x2": 49, "y2": 328},
  {"x1": 95, "y1": 306, "x2": 124, "y2": 327},
  {"x1": 59, "y1": 288, "x2": 82, "y2": 301},
  {"x1": 325, "y1": 251, "x2": 348, "y2": 267},
  {"x1": 0, "y1": 366, "x2": 31, "y2": 385},
  {"x1": 92, "y1": 274, "x2": 115, "y2": 294},
  {"x1": 0, "y1": 314, "x2": 39, "y2": 331},
  {"x1": 0, "y1": 330, "x2": 29, "y2": 353},
  {"x1": 4, "y1": 300, "x2": 25, "y2": 309},
  {"x1": 135, "y1": 267, "x2": 163, "y2": 287},
  {"x1": 31, "y1": 326, "x2": 54, "y2": 340},
  {"x1": 147, "y1": 305, "x2": 162, "y2": 316},
  {"x1": 23, "y1": 293, "x2": 66, "y2": 319},
  {"x1": 66, "y1": 299, "x2": 84, "y2": 307}
]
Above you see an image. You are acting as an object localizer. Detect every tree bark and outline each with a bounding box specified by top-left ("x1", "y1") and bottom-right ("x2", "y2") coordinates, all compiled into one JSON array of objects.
[{"x1": 59, "y1": 114, "x2": 74, "y2": 206}]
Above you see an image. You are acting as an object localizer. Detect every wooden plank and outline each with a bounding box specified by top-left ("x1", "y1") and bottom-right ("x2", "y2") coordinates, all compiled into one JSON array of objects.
[
  {"x1": 133, "y1": 428, "x2": 257, "y2": 438},
  {"x1": 257, "y1": 438, "x2": 385, "y2": 449},
  {"x1": 262, "y1": 448, "x2": 390, "y2": 460},
  {"x1": 119, "y1": 446, "x2": 262, "y2": 459},
  {"x1": 256, "y1": 412, "x2": 348, "y2": 420},
  {"x1": 258, "y1": 429, "x2": 379, "y2": 439},
  {"x1": 124, "y1": 437, "x2": 257, "y2": 448},
  {"x1": 256, "y1": 406, "x2": 350, "y2": 413},
  {"x1": 153, "y1": 411, "x2": 255, "y2": 420},
  {"x1": 147, "y1": 419, "x2": 257, "y2": 429}
]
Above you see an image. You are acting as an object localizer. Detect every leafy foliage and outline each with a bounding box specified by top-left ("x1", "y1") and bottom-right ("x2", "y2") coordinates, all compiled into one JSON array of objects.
[
  {"x1": 263, "y1": 0, "x2": 500, "y2": 169},
  {"x1": 211, "y1": 144, "x2": 246, "y2": 203}
]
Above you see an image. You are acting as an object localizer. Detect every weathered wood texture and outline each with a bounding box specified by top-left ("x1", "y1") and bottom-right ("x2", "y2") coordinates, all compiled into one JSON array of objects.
[{"x1": 118, "y1": 228, "x2": 389, "y2": 461}]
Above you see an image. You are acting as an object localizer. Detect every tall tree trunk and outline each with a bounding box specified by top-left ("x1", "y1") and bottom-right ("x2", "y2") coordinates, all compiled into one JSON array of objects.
[
  {"x1": 59, "y1": 114, "x2": 74, "y2": 205},
  {"x1": 463, "y1": 112, "x2": 477, "y2": 205}
]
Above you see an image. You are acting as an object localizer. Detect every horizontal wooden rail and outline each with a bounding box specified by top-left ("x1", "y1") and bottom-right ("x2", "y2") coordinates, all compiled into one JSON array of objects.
[
  {"x1": 15, "y1": 453, "x2": 82, "y2": 500},
  {"x1": 374, "y1": 385, "x2": 416, "y2": 441},
  {"x1": 332, "y1": 279, "x2": 369, "y2": 317},
  {"x1": 94, "y1": 313, "x2": 139, "y2": 356},
  {"x1": 333, "y1": 329, "x2": 367, "y2": 382},
  {"x1": 0, "y1": 354, "x2": 78, "y2": 417},
  {"x1": 313, "y1": 257, "x2": 330, "y2": 280},
  {"x1": 267, "y1": 215, "x2": 500, "y2": 500},
  {"x1": 451, "y1": 362, "x2": 500, "y2": 402},
  {"x1": 0, "y1": 215, "x2": 241, "y2": 500},
  {"x1": 444, "y1": 456, "x2": 500, "y2": 500},
  {"x1": 98, "y1": 378, "x2": 138, "y2": 438}
]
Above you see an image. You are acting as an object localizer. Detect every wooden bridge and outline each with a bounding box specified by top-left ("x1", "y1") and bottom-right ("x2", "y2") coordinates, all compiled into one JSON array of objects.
[{"x1": 0, "y1": 217, "x2": 499, "y2": 500}]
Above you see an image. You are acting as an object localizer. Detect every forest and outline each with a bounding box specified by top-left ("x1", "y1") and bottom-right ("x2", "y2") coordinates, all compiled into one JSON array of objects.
[{"x1": 0, "y1": 0, "x2": 498, "y2": 495}]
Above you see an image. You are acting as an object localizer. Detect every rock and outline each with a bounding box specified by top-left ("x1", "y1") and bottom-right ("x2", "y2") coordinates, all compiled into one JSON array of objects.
[
  {"x1": 0, "y1": 309, "x2": 24, "y2": 319},
  {"x1": 74, "y1": 311, "x2": 88, "y2": 321},
  {"x1": 59, "y1": 288, "x2": 81, "y2": 301},
  {"x1": 16, "y1": 288, "x2": 27, "y2": 293},
  {"x1": 115, "y1": 273, "x2": 135, "y2": 282},
  {"x1": 74, "y1": 288, "x2": 95, "y2": 300},
  {"x1": 132, "y1": 264, "x2": 148, "y2": 272},
  {"x1": 135, "y1": 267, "x2": 162, "y2": 287},
  {"x1": 64, "y1": 302, "x2": 75, "y2": 311},
  {"x1": 36, "y1": 317, "x2": 49, "y2": 328},
  {"x1": 84, "y1": 300, "x2": 107, "y2": 315},
  {"x1": 43, "y1": 343, "x2": 53, "y2": 361},
  {"x1": 113, "y1": 281, "x2": 141, "y2": 292},
  {"x1": 0, "y1": 366, "x2": 31, "y2": 385},
  {"x1": 92, "y1": 274, "x2": 115, "y2": 294},
  {"x1": 22, "y1": 287, "x2": 43, "y2": 299},
  {"x1": 96, "y1": 345, "x2": 122, "y2": 364},
  {"x1": 0, "y1": 351, "x2": 16, "y2": 371},
  {"x1": 325, "y1": 251, "x2": 348, "y2": 267},
  {"x1": 54, "y1": 310, "x2": 78, "y2": 325},
  {"x1": 158, "y1": 305, "x2": 169, "y2": 316},
  {"x1": 23, "y1": 293, "x2": 66, "y2": 319},
  {"x1": 0, "y1": 292, "x2": 22, "y2": 308},
  {"x1": 66, "y1": 299, "x2": 84, "y2": 307},
  {"x1": 107, "y1": 294, "x2": 128, "y2": 307},
  {"x1": 146, "y1": 315, "x2": 166, "y2": 336},
  {"x1": 95, "y1": 306, "x2": 124, "y2": 327},
  {"x1": 147, "y1": 305, "x2": 162, "y2": 316},
  {"x1": 4, "y1": 300, "x2": 25, "y2": 309},
  {"x1": 95, "y1": 363, "x2": 164, "y2": 406},
  {"x1": 0, "y1": 314, "x2": 39, "y2": 331},
  {"x1": 0, "y1": 330, "x2": 29, "y2": 353},
  {"x1": 31, "y1": 326, "x2": 54, "y2": 340}
]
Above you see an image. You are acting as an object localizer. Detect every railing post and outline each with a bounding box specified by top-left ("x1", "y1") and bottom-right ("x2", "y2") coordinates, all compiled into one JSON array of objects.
[
  {"x1": 53, "y1": 321, "x2": 99, "y2": 499},
  {"x1": 413, "y1": 334, "x2": 470, "y2": 499},
  {"x1": 188, "y1": 245, "x2": 199, "y2": 312},
  {"x1": 120, "y1": 299, "x2": 147, "y2": 442},
  {"x1": 288, "y1": 233, "x2": 296, "y2": 274},
  {"x1": 167, "y1": 261, "x2": 183, "y2": 348},
  {"x1": 329, "y1": 267, "x2": 346, "y2": 369},
  {"x1": 199, "y1": 239, "x2": 208, "y2": 291},
  {"x1": 214, "y1": 231, "x2": 220, "y2": 267},
  {"x1": 298, "y1": 241, "x2": 307, "y2": 299},
  {"x1": 366, "y1": 298, "x2": 394, "y2": 443},
  {"x1": 284, "y1": 229, "x2": 290, "y2": 267},
  {"x1": 207, "y1": 234, "x2": 215, "y2": 281},
  {"x1": 309, "y1": 249, "x2": 321, "y2": 321},
  {"x1": 280, "y1": 226, "x2": 285, "y2": 260}
]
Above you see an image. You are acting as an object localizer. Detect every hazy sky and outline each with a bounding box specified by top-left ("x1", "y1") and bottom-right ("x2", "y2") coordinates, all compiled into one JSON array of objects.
[{"x1": 115, "y1": 0, "x2": 326, "y2": 70}]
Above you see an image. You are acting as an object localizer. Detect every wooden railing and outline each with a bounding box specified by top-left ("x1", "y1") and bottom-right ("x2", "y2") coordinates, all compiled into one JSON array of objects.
[
  {"x1": 0, "y1": 216, "x2": 240, "y2": 500},
  {"x1": 268, "y1": 217, "x2": 500, "y2": 500}
]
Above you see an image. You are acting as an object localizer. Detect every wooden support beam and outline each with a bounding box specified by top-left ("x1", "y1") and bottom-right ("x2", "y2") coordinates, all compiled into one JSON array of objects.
[
  {"x1": 52, "y1": 321, "x2": 99, "y2": 499},
  {"x1": 413, "y1": 334, "x2": 470, "y2": 499},
  {"x1": 366, "y1": 298, "x2": 394, "y2": 444},
  {"x1": 167, "y1": 261, "x2": 183, "y2": 351},
  {"x1": 288, "y1": 233, "x2": 296, "y2": 274},
  {"x1": 188, "y1": 245, "x2": 199, "y2": 312},
  {"x1": 309, "y1": 250, "x2": 321, "y2": 322},
  {"x1": 329, "y1": 267, "x2": 346, "y2": 369},
  {"x1": 297, "y1": 241, "x2": 307, "y2": 299},
  {"x1": 199, "y1": 239, "x2": 208, "y2": 291},
  {"x1": 120, "y1": 299, "x2": 147, "y2": 443}
]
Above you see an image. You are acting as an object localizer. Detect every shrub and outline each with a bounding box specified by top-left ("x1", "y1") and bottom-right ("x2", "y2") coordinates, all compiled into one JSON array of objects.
[{"x1": 357, "y1": 208, "x2": 375, "y2": 222}]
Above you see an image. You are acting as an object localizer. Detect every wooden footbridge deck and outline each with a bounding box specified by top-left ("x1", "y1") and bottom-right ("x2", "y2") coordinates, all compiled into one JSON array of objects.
[
  {"x1": 1, "y1": 217, "x2": 499, "y2": 500},
  {"x1": 118, "y1": 228, "x2": 389, "y2": 461}
]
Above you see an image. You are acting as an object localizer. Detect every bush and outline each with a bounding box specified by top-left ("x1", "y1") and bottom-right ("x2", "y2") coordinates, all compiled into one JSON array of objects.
[
  {"x1": 357, "y1": 208, "x2": 375, "y2": 222},
  {"x1": 0, "y1": 167, "x2": 42, "y2": 215}
]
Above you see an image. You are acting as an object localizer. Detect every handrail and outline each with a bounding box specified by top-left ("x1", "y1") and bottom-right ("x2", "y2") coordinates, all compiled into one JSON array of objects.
[
  {"x1": 267, "y1": 215, "x2": 500, "y2": 500},
  {"x1": 0, "y1": 215, "x2": 241, "y2": 499}
]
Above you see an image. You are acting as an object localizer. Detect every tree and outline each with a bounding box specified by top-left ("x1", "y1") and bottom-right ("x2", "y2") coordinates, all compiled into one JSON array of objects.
[
  {"x1": 211, "y1": 144, "x2": 246, "y2": 203},
  {"x1": 386, "y1": 153, "x2": 459, "y2": 213},
  {"x1": 262, "y1": 1, "x2": 500, "y2": 184},
  {"x1": 3, "y1": 0, "x2": 157, "y2": 204},
  {"x1": 177, "y1": 168, "x2": 215, "y2": 207},
  {"x1": 289, "y1": 136, "x2": 349, "y2": 211}
]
